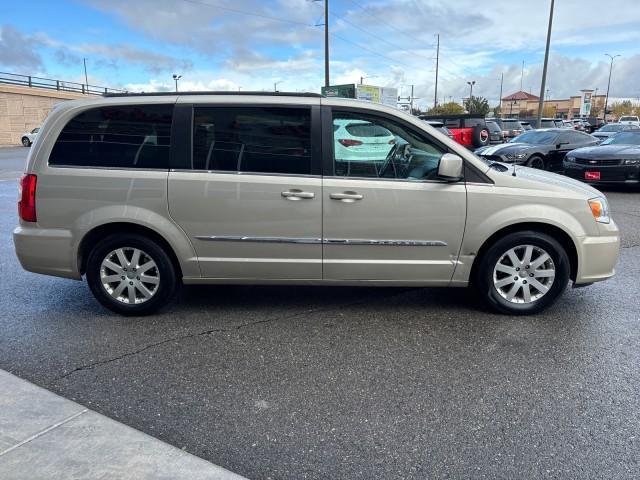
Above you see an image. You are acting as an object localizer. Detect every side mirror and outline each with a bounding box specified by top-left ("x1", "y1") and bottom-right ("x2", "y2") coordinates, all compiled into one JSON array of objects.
[
  {"x1": 438, "y1": 153, "x2": 463, "y2": 182},
  {"x1": 556, "y1": 141, "x2": 569, "y2": 148}
]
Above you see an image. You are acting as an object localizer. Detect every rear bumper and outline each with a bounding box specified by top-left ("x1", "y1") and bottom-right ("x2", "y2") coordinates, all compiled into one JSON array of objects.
[
  {"x1": 13, "y1": 225, "x2": 81, "y2": 280},
  {"x1": 574, "y1": 221, "x2": 620, "y2": 284}
]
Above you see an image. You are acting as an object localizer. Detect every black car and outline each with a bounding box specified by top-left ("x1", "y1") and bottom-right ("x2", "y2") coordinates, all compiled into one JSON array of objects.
[
  {"x1": 485, "y1": 120, "x2": 505, "y2": 144},
  {"x1": 475, "y1": 128, "x2": 598, "y2": 171},
  {"x1": 564, "y1": 131, "x2": 640, "y2": 186}
]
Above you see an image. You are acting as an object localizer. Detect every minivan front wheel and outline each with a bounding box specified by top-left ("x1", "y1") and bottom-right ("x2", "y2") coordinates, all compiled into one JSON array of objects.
[
  {"x1": 86, "y1": 233, "x2": 177, "y2": 315},
  {"x1": 474, "y1": 231, "x2": 570, "y2": 315}
]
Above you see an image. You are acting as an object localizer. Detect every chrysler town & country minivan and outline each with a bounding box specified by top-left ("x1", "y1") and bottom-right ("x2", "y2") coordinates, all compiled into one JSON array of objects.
[{"x1": 14, "y1": 92, "x2": 619, "y2": 315}]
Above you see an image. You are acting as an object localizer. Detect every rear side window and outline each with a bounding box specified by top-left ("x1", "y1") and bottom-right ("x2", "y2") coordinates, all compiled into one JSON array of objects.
[
  {"x1": 49, "y1": 105, "x2": 173, "y2": 169},
  {"x1": 344, "y1": 123, "x2": 392, "y2": 138},
  {"x1": 192, "y1": 106, "x2": 312, "y2": 175}
]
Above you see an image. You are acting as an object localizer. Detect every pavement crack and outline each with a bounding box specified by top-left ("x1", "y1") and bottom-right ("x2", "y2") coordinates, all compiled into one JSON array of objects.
[{"x1": 51, "y1": 300, "x2": 376, "y2": 382}]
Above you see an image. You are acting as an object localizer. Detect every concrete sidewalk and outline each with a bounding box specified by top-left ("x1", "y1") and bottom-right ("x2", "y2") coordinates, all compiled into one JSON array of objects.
[{"x1": 0, "y1": 370, "x2": 247, "y2": 479}]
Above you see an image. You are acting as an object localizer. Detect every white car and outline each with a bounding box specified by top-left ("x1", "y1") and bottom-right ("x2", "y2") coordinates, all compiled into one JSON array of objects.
[
  {"x1": 333, "y1": 119, "x2": 395, "y2": 163},
  {"x1": 21, "y1": 127, "x2": 40, "y2": 147},
  {"x1": 618, "y1": 115, "x2": 640, "y2": 127}
]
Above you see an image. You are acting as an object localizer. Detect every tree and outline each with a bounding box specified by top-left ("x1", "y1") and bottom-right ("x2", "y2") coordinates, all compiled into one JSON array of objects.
[
  {"x1": 423, "y1": 102, "x2": 465, "y2": 116},
  {"x1": 610, "y1": 100, "x2": 635, "y2": 118},
  {"x1": 464, "y1": 96, "x2": 490, "y2": 116}
]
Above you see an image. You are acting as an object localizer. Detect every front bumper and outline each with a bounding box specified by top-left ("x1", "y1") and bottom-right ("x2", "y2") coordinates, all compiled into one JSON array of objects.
[
  {"x1": 564, "y1": 162, "x2": 640, "y2": 184},
  {"x1": 13, "y1": 225, "x2": 81, "y2": 280},
  {"x1": 574, "y1": 220, "x2": 620, "y2": 284}
]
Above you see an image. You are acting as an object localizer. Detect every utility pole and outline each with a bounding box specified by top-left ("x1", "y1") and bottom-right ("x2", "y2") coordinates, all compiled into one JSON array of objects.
[
  {"x1": 83, "y1": 58, "x2": 89, "y2": 91},
  {"x1": 410, "y1": 84, "x2": 414, "y2": 114},
  {"x1": 536, "y1": 0, "x2": 554, "y2": 128},
  {"x1": 434, "y1": 33, "x2": 440, "y2": 108},
  {"x1": 603, "y1": 53, "x2": 620, "y2": 124},
  {"x1": 498, "y1": 72, "x2": 504, "y2": 113},
  {"x1": 324, "y1": 0, "x2": 329, "y2": 87},
  {"x1": 520, "y1": 60, "x2": 524, "y2": 91}
]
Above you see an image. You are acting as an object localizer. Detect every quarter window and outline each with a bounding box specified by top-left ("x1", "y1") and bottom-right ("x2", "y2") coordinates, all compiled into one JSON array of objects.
[
  {"x1": 49, "y1": 105, "x2": 173, "y2": 168},
  {"x1": 192, "y1": 107, "x2": 312, "y2": 175},
  {"x1": 332, "y1": 111, "x2": 447, "y2": 180}
]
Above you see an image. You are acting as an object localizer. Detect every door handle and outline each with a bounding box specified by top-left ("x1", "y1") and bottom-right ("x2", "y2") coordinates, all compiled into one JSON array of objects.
[
  {"x1": 330, "y1": 191, "x2": 364, "y2": 202},
  {"x1": 281, "y1": 190, "x2": 315, "y2": 200}
]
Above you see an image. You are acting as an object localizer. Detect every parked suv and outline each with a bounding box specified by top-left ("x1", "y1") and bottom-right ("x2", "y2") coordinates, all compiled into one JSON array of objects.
[{"x1": 14, "y1": 92, "x2": 619, "y2": 316}]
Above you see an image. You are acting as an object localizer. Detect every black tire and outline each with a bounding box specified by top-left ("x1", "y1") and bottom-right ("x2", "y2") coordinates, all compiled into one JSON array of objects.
[
  {"x1": 22, "y1": 137, "x2": 31, "y2": 147},
  {"x1": 86, "y1": 233, "x2": 178, "y2": 316},
  {"x1": 527, "y1": 155, "x2": 546, "y2": 170},
  {"x1": 473, "y1": 231, "x2": 570, "y2": 315},
  {"x1": 472, "y1": 125, "x2": 490, "y2": 148}
]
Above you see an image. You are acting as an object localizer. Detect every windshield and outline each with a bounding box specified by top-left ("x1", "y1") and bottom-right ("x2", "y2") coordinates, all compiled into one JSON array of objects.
[
  {"x1": 598, "y1": 124, "x2": 624, "y2": 132},
  {"x1": 602, "y1": 132, "x2": 640, "y2": 145},
  {"x1": 500, "y1": 120, "x2": 520, "y2": 129},
  {"x1": 510, "y1": 130, "x2": 558, "y2": 145},
  {"x1": 619, "y1": 116, "x2": 638, "y2": 122}
]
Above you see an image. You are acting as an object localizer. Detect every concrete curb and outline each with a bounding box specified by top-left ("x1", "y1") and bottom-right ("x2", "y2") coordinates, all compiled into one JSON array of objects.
[{"x1": 0, "y1": 370, "x2": 248, "y2": 480}]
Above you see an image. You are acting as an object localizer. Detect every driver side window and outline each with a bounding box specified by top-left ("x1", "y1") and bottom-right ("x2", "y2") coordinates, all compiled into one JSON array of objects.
[{"x1": 332, "y1": 110, "x2": 447, "y2": 180}]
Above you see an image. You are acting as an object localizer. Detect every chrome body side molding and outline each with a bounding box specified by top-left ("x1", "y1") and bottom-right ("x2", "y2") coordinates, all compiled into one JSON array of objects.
[{"x1": 195, "y1": 236, "x2": 447, "y2": 247}]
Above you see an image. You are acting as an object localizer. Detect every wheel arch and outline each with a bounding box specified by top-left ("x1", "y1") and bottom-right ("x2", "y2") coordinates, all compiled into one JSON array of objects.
[
  {"x1": 469, "y1": 222, "x2": 578, "y2": 283},
  {"x1": 78, "y1": 222, "x2": 184, "y2": 279}
]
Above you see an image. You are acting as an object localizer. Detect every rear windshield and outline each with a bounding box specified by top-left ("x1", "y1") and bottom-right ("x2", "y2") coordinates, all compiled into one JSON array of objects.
[
  {"x1": 501, "y1": 120, "x2": 521, "y2": 129},
  {"x1": 599, "y1": 124, "x2": 625, "y2": 132},
  {"x1": 619, "y1": 116, "x2": 638, "y2": 122},
  {"x1": 49, "y1": 104, "x2": 173, "y2": 169},
  {"x1": 602, "y1": 132, "x2": 640, "y2": 145},
  {"x1": 345, "y1": 123, "x2": 392, "y2": 138}
]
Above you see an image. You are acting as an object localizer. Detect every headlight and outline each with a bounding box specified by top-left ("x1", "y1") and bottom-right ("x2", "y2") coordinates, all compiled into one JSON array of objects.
[
  {"x1": 623, "y1": 159, "x2": 640, "y2": 165},
  {"x1": 588, "y1": 196, "x2": 610, "y2": 224},
  {"x1": 506, "y1": 152, "x2": 527, "y2": 159},
  {"x1": 565, "y1": 156, "x2": 575, "y2": 163}
]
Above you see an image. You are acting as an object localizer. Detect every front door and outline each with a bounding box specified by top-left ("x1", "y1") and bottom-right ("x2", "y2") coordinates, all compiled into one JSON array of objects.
[
  {"x1": 322, "y1": 107, "x2": 467, "y2": 284},
  {"x1": 168, "y1": 104, "x2": 322, "y2": 280}
]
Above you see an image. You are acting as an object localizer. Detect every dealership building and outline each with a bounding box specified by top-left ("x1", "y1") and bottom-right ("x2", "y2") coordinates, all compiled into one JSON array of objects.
[{"x1": 500, "y1": 89, "x2": 606, "y2": 119}]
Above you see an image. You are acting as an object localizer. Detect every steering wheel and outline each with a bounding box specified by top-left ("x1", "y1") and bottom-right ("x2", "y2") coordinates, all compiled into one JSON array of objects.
[{"x1": 378, "y1": 143, "x2": 404, "y2": 177}]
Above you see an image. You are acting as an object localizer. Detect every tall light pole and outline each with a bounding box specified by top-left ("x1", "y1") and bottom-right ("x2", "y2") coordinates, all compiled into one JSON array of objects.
[
  {"x1": 498, "y1": 72, "x2": 504, "y2": 113},
  {"x1": 359, "y1": 75, "x2": 378, "y2": 85},
  {"x1": 172, "y1": 74, "x2": 182, "y2": 92},
  {"x1": 467, "y1": 80, "x2": 475, "y2": 101},
  {"x1": 274, "y1": 80, "x2": 283, "y2": 92},
  {"x1": 83, "y1": 58, "x2": 89, "y2": 90},
  {"x1": 536, "y1": 0, "x2": 555, "y2": 128},
  {"x1": 603, "y1": 53, "x2": 620, "y2": 123}
]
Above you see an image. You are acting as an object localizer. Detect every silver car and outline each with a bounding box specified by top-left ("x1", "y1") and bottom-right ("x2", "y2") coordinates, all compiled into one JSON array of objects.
[
  {"x1": 14, "y1": 93, "x2": 620, "y2": 316},
  {"x1": 21, "y1": 127, "x2": 40, "y2": 147}
]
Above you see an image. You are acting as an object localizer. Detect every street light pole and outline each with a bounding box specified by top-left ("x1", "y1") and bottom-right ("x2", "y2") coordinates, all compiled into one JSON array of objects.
[
  {"x1": 536, "y1": 0, "x2": 554, "y2": 128},
  {"x1": 603, "y1": 53, "x2": 620, "y2": 123},
  {"x1": 274, "y1": 80, "x2": 283, "y2": 92},
  {"x1": 172, "y1": 74, "x2": 182, "y2": 92},
  {"x1": 434, "y1": 33, "x2": 440, "y2": 108},
  {"x1": 467, "y1": 80, "x2": 475, "y2": 99},
  {"x1": 83, "y1": 58, "x2": 89, "y2": 91}
]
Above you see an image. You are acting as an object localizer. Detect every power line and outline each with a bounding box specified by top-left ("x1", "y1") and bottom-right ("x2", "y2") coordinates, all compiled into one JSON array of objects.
[
  {"x1": 347, "y1": 0, "x2": 430, "y2": 45},
  {"x1": 177, "y1": 0, "x2": 316, "y2": 27},
  {"x1": 324, "y1": 9, "x2": 436, "y2": 64},
  {"x1": 329, "y1": 31, "x2": 417, "y2": 70}
]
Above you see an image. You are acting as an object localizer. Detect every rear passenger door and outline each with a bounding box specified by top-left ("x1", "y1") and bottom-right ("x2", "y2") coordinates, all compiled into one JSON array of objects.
[{"x1": 167, "y1": 102, "x2": 323, "y2": 280}]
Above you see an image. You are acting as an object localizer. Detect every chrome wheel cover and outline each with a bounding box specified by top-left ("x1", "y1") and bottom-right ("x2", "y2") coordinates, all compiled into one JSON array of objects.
[
  {"x1": 493, "y1": 244, "x2": 555, "y2": 304},
  {"x1": 100, "y1": 247, "x2": 160, "y2": 305}
]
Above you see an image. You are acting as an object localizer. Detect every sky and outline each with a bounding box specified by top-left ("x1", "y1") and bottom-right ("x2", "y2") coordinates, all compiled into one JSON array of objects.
[{"x1": 1, "y1": 0, "x2": 639, "y2": 109}]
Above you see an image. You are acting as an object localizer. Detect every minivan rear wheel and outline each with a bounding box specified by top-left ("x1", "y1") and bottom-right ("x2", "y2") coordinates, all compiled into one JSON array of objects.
[
  {"x1": 474, "y1": 231, "x2": 570, "y2": 315},
  {"x1": 86, "y1": 233, "x2": 177, "y2": 315}
]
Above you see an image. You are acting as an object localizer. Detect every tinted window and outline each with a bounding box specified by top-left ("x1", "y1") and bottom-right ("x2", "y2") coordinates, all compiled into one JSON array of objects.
[
  {"x1": 345, "y1": 122, "x2": 392, "y2": 138},
  {"x1": 50, "y1": 105, "x2": 173, "y2": 168},
  {"x1": 333, "y1": 110, "x2": 447, "y2": 180},
  {"x1": 603, "y1": 132, "x2": 640, "y2": 145},
  {"x1": 566, "y1": 131, "x2": 590, "y2": 144},
  {"x1": 501, "y1": 120, "x2": 521, "y2": 130},
  {"x1": 485, "y1": 121, "x2": 501, "y2": 133},
  {"x1": 193, "y1": 107, "x2": 311, "y2": 175},
  {"x1": 511, "y1": 131, "x2": 558, "y2": 145}
]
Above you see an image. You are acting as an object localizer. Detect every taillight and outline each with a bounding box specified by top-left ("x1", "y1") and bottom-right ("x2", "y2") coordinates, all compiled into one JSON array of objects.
[
  {"x1": 338, "y1": 139, "x2": 363, "y2": 147},
  {"x1": 18, "y1": 174, "x2": 37, "y2": 222}
]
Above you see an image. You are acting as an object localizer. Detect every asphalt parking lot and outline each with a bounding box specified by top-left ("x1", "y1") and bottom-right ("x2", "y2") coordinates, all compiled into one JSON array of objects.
[{"x1": 1, "y1": 145, "x2": 639, "y2": 479}]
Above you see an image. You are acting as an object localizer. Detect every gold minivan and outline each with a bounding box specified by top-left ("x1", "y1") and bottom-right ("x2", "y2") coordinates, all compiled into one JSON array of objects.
[{"x1": 14, "y1": 93, "x2": 619, "y2": 315}]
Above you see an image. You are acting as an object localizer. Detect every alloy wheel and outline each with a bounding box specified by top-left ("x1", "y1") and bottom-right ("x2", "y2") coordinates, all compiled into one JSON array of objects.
[
  {"x1": 492, "y1": 244, "x2": 555, "y2": 304},
  {"x1": 100, "y1": 247, "x2": 160, "y2": 305}
]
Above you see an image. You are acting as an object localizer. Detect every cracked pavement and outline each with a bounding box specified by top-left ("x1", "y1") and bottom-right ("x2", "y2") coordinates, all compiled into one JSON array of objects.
[{"x1": 1, "y1": 147, "x2": 639, "y2": 479}]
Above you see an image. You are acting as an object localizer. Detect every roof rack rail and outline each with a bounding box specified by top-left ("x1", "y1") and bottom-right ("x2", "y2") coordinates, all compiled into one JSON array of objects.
[{"x1": 103, "y1": 91, "x2": 323, "y2": 98}]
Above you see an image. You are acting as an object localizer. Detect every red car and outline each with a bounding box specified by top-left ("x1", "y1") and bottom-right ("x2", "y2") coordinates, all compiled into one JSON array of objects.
[{"x1": 419, "y1": 114, "x2": 491, "y2": 149}]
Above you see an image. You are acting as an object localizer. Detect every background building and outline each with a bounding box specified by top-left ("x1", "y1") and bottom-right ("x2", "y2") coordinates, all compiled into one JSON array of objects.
[{"x1": 500, "y1": 89, "x2": 606, "y2": 119}]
